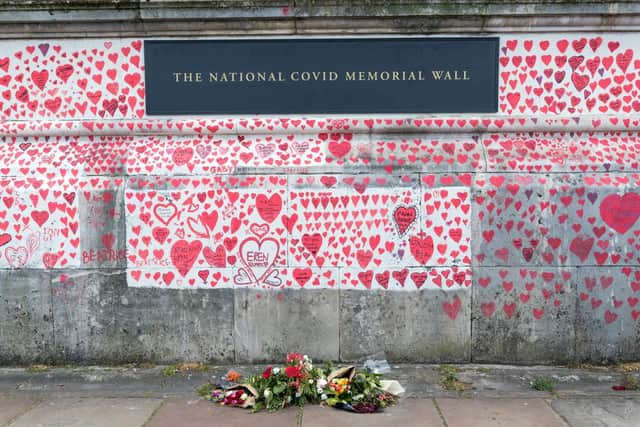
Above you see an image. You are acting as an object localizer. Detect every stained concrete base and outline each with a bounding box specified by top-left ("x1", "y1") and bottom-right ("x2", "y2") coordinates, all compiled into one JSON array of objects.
[
  {"x1": 551, "y1": 398, "x2": 640, "y2": 427},
  {"x1": 8, "y1": 398, "x2": 162, "y2": 427},
  {"x1": 0, "y1": 397, "x2": 38, "y2": 426},
  {"x1": 436, "y1": 398, "x2": 569, "y2": 427},
  {"x1": 146, "y1": 399, "x2": 300, "y2": 427},
  {"x1": 2, "y1": 365, "x2": 640, "y2": 426},
  {"x1": 7, "y1": 397, "x2": 640, "y2": 427},
  {"x1": 302, "y1": 399, "x2": 444, "y2": 427}
]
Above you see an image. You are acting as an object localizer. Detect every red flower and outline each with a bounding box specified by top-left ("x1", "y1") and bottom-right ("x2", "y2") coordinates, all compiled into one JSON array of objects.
[
  {"x1": 286, "y1": 352, "x2": 304, "y2": 364},
  {"x1": 284, "y1": 365, "x2": 301, "y2": 378},
  {"x1": 262, "y1": 366, "x2": 272, "y2": 379}
]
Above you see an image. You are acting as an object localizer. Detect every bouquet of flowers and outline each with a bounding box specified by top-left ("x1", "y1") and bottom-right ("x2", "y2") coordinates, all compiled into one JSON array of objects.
[
  {"x1": 202, "y1": 353, "x2": 400, "y2": 413},
  {"x1": 211, "y1": 384, "x2": 258, "y2": 408},
  {"x1": 248, "y1": 352, "x2": 325, "y2": 411},
  {"x1": 322, "y1": 366, "x2": 397, "y2": 413}
]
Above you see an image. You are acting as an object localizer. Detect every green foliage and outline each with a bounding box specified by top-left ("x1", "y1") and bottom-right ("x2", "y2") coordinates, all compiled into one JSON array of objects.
[
  {"x1": 622, "y1": 374, "x2": 640, "y2": 391},
  {"x1": 437, "y1": 364, "x2": 470, "y2": 391},
  {"x1": 26, "y1": 364, "x2": 50, "y2": 373},
  {"x1": 531, "y1": 376, "x2": 555, "y2": 392},
  {"x1": 196, "y1": 382, "x2": 214, "y2": 397},
  {"x1": 162, "y1": 365, "x2": 178, "y2": 377}
]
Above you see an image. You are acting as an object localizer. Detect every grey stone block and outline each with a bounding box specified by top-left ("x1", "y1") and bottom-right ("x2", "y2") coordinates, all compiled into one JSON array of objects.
[
  {"x1": 77, "y1": 184, "x2": 127, "y2": 269},
  {"x1": 9, "y1": 398, "x2": 162, "y2": 427},
  {"x1": 340, "y1": 288, "x2": 471, "y2": 362},
  {"x1": 574, "y1": 267, "x2": 640, "y2": 363},
  {"x1": 234, "y1": 289, "x2": 339, "y2": 362},
  {"x1": 51, "y1": 270, "x2": 125, "y2": 363},
  {"x1": 0, "y1": 270, "x2": 53, "y2": 364},
  {"x1": 472, "y1": 267, "x2": 577, "y2": 364},
  {"x1": 146, "y1": 399, "x2": 299, "y2": 427},
  {"x1": 551, "y1": 398, "x2": 640, "y2": 427},
  {"x1": 113, "y1": 285, "x2": 235, "y2": 363},
  {"x1": 437, "y1": 398, "x2": 568, "y2": 427},
  {"x1": 52, "y1": 270, "x2": 234, "y2": 364}
]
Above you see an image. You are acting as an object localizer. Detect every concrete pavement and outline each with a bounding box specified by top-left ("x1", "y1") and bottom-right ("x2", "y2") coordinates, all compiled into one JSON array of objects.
[{"x1": 0, "y1": 364, "x2": 639, "y2": 426}]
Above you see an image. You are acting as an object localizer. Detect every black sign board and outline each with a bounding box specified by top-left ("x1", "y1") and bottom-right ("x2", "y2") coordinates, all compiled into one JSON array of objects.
[{"x1": 144, "y1": 38, "x2": 498, "y2": 115}]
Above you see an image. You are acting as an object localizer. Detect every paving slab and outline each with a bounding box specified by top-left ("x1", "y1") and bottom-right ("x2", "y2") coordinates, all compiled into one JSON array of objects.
[
  {"x1": 436, "y1": 398, "x2": 568, "y2": 427},
  {"x1": 145, "y1": 399, "x2": 300, "y2": 427},
  {"x1": 551, "y1": 398, "x2": 640, "y2": 427},
  {"x1": 0, "y1": 397, "x2": 38, "y2": 426},
  {"x1": 301, "y1": 399, "x2": 444, "y2": 427},
  {"x1": 8, "y1": 398, "x2": 161, "y2": 427}
]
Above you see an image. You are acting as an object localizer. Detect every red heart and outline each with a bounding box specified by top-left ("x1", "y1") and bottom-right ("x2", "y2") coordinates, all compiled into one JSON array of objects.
[
  {"x1": 293, "y1": 268, "x2": 312, "y2": 287},
  {"x1": 600, "y1": 193, "x2": 640, "y2": 234},
  {"x1": 55, "y1": 64, "x2": 74, "y2": 83},
  {"x1": 409, "y1": 232, "x2": 434, "y2": 264},
  {"x1": 255, "y1": 194, "x2": 282, "y2": 224},
  {"x1": 203, "y1": 245, "x2": 226, "y2": 268},
  {"x1": 570, "y1": 236, "x2": 594, "y2": 262},
  {"x1": 327, "y1": 140, "x2": 351, "y2": 158},
  {"x1": 442, "y1": 296, "x2": 461, "y2": 320},
  {"x1": 301, "y1": 233, "x2": 322, "y2": 257},
  {"x1": 0, "y1": 233, "x2": 11, "y2": 247},
  {"x1": 393, "y1": 205, "x2": 417, "y2": 237},
  {"x1": 170, "y1": 240, "x2": 202, "y2": 276}
]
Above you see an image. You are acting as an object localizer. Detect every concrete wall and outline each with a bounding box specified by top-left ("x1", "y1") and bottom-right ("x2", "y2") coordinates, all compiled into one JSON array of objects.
[{"x1": 0, "y1": 30, "x2": 639, "y2": 364}]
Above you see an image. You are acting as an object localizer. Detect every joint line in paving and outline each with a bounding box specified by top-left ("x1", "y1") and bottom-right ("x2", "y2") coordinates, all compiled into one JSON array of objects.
[
  {"x1": 431, "y1": 398, "x2": 449, "y2": 427},
  {"x1": 542, "y1": 397, "x2": 573, "y2": 427}
]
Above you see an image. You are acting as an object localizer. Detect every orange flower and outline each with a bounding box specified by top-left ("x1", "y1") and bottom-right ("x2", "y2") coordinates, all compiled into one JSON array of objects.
[{"x1": 226, "y1": 369, "x2": 242, "y2": 382}]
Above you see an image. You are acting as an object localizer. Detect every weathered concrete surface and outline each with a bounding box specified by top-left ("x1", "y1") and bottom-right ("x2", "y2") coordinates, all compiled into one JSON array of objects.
[
  {"x1": 2, "y1": 364, "x2": 639, "y2": 399},
  {"x1": 1, "y1": 1, "x2": 639, "y2": 38},
  {"x1": 302, "y1": 399, "x2": 444, "y2": 427},
  {"x1": 436, "y1": 398, "x2": 569, "y2": 427},
  {"x1": 146, "y1": 399, "x2": 300, "y2": 427},
  {"x1": 51, "y1": 270, "x2": 121, "y2": 363},
  {"x1": 471, "y1": 268, "x2": 577, "y2": 364},
  {"x1": 339, "y1": 289, "x2": 471, "y2": 362},
  {"x1": 0, "y1": 270, "x2": 53, "y2": 364},
  {"x1": 234, "y1": 289, "x2": 339, "y2": 362},
  {"x1": 0, "y1": 397, "x2": 38, "y2": 426},
  {"x1": 550, "y1": 398, "x2": 640, "y2": 427},
  {"x1": 574, "y1": 268, "x2": 640, "y2": 364},
  {"x1": 114, "y1": 285, "x2": 235, "y2": 363},
  {"x1": 8, "y1": 398, "x2": 162, "y2": 427},
  {"x1": 51, "y1": 269, "x2": 234, "y2": 363}
]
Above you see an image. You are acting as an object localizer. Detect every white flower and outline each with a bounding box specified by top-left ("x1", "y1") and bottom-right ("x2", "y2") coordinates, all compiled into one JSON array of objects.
[
  {"x1": 321, "y1": 394, "x2": 328, "y2": 400},
  {"x1": 317, "y1": 378, "x2": 327, "y2": 389},
  {"x1": 273, "y1": 367, "x2": 280, "y2": 374},
  {"x1": 264, "y1": 389, "x2": 271, "y2": 399},
  {"x1": 241, "y1": 393, "x2": 248, "y2": 400},
  {"x1": 308, "y1": 379, "x2": 314, "y2": 384}
]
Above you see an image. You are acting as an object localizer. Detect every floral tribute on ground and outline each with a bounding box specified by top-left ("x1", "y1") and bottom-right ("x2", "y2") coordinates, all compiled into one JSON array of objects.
[{"x1": 201, "y1": 353, "x2": 402, "y2": 413}]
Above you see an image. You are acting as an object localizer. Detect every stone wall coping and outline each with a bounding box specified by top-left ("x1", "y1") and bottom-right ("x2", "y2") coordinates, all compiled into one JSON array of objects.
[
  {"x1": 1, "y1": 115, "x2": 639, "y2": 137},
  {"x1": 0, "y1": 1, "x2": 640, "y2": 37}
]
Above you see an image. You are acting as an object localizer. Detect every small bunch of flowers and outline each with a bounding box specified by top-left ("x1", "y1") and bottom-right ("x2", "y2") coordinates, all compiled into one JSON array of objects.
[
  {"x1": 220, "y1": 389, "x2": 248, "y2": 406},
  {"x1": 247, "y1": 353, "x2": 325, "y2": 412},
  {"x1": 321, "y1": 370, "x2": 397, "y2": 413},
  {"x1": 329, "y1": 377, "x2": 350, "y2": 395},
  {"x1": 209, "y1": 384, "x2": 257, "y2": 409}
]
